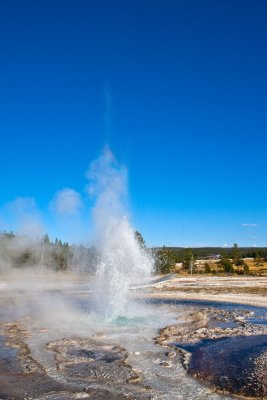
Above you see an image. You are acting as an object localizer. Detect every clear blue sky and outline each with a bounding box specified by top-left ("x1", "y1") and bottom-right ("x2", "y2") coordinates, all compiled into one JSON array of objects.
[{"x1": 0, "y1": 0, "x2": 267, "y2": 247}]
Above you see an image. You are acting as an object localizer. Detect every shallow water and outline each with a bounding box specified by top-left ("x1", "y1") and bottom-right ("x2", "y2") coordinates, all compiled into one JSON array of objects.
[
  {"x1": 0, "y1": 336, "x2": 20, "y2": 373},
  {"x1": 177, "y1": 335, "x2": 267, "y2": 397},
  {"x1": 147, "y1": 297, "x2": 267, "y2": 313}
]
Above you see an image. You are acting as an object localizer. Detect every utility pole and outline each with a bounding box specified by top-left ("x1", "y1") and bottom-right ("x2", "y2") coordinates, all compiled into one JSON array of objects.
[
  {"x1": 190, "y1": 254, "x2": 194, "y2": 275},
  {"x1": 38, "y1": 237, "x2": 45, "y2": 273}
]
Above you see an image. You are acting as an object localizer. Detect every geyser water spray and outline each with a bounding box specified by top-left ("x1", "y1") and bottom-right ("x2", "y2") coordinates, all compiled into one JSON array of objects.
[{"x1": 87, "y1": 146, "x2": 153, "y2": 320}]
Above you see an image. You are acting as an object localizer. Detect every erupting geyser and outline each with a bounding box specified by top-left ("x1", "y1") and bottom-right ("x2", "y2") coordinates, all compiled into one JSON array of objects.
[{"x1": 87, "y1": 146, "x2": 154, "y2": 319}]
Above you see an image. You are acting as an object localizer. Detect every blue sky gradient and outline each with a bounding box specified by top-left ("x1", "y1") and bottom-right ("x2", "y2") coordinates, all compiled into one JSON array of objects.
[{"x1": 0, "y1": 0, "x2": 267, "y2": 246}]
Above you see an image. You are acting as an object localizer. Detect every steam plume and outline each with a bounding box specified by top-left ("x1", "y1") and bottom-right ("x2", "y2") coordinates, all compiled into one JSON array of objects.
[{"x1": 87, "y1": 146, "x2": 153, "y2": 319}]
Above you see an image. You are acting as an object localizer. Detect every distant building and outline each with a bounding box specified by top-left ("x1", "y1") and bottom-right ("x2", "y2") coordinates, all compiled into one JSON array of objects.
[
  {"x1": 194, "y1": 258, "x2": 221, "y2": 271},
  {"x1": 207, "y1": 254, "x2": 221, "y2": 260},
  {"x1": 174, "y1": 263, "x2": 183, "y2": 272}
]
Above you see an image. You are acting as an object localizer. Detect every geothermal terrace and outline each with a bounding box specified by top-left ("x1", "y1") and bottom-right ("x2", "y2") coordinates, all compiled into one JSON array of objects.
[
  {"x1": 0, "y1": 274, "x2": 267, "y2": 400},
  {"x1": 146, "y1": 275, "x2": 267, "y2": 307}
]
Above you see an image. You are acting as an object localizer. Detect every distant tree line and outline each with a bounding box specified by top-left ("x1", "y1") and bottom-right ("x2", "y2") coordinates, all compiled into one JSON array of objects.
[
  {"x1": 0, "y1": 231, "x2": 98, "y2": 273},
  {"x1": 152, "y1": 243, "x2": 267, "y2": 275},
  {"x1": 1, "y1": 230, "x2": 266, "y2": 276},
  {"x1": 153, "y1": 246, "x2": 267, "y2": 261}
]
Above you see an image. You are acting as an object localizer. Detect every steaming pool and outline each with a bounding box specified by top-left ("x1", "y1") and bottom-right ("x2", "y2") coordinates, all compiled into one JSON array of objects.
[{"x1": 0, "y1": 278, "x2": 267, "y2": 400}]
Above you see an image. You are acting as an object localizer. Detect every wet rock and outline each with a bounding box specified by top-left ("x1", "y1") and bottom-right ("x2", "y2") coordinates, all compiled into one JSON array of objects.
[
  {"x1": 249, "y1": 350, "x2": 267, "y2": 397},
  {"x1": 0, "y1": 324, "x2": 70, "y2": 400},
  {"x1": 195, "y1": 328, "x2": 208, "y2": 335},
  {"x1": 0, "y1": 323, "x2": 149, "y2": 400},
  {"x1": 47, "y1": 337, "x2": 143, "y2": 387},
  {"x1": 159, "y1": 361, "x2": 171, "y2": 368},
  {"x1": 33, "y1": 392, "x2": 91, "y2": 399},
  {"x1": 127, "y1": 375, "x2": 142, "y2": 383},
  {"x1": 155, "y1": 307, "x2": 267, "y2": 345},
  {"x1": 165, "y1": 351, "x2": 176, "y2": 358},
  {"x1": 34, "y1": 389, "x2": 129, "y2": 400}
]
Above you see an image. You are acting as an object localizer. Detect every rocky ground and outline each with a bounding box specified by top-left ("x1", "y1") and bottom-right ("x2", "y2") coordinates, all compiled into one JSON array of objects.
[
  {"x1": 0, "y1": 275, "x2": 267, "y2": 399},
  {"x1": 0, "y1": 318, "x2": 152, "y2": 400},
  {"x1": 155, "y1": 307, "x2": 267, "y2": 346},
  {"x1": 148, "y1": 276, "x2": 267, "y2": 398}
]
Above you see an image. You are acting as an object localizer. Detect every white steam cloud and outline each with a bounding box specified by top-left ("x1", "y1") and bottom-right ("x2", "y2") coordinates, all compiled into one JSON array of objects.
[
  {"x1": 50, "y1": 188, "x2": 83, "y2": 216},
  {"x1": 2, "y1": 197, "x2": 45, "y2": 237},
  {"x1": 86, "y1": 145, "x2": 128, "y2": 216},
  {"x1": 6, "y1": 197, "x2": 36, "y2": 214},
  {"x1": 241, "y1": 223, "x2": 258, "y2": 227}
]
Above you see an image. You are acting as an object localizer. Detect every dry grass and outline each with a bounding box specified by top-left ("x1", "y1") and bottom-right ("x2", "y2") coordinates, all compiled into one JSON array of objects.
[{"x1": 245, "y1": 260, "x2": 267, "y2": 274}]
